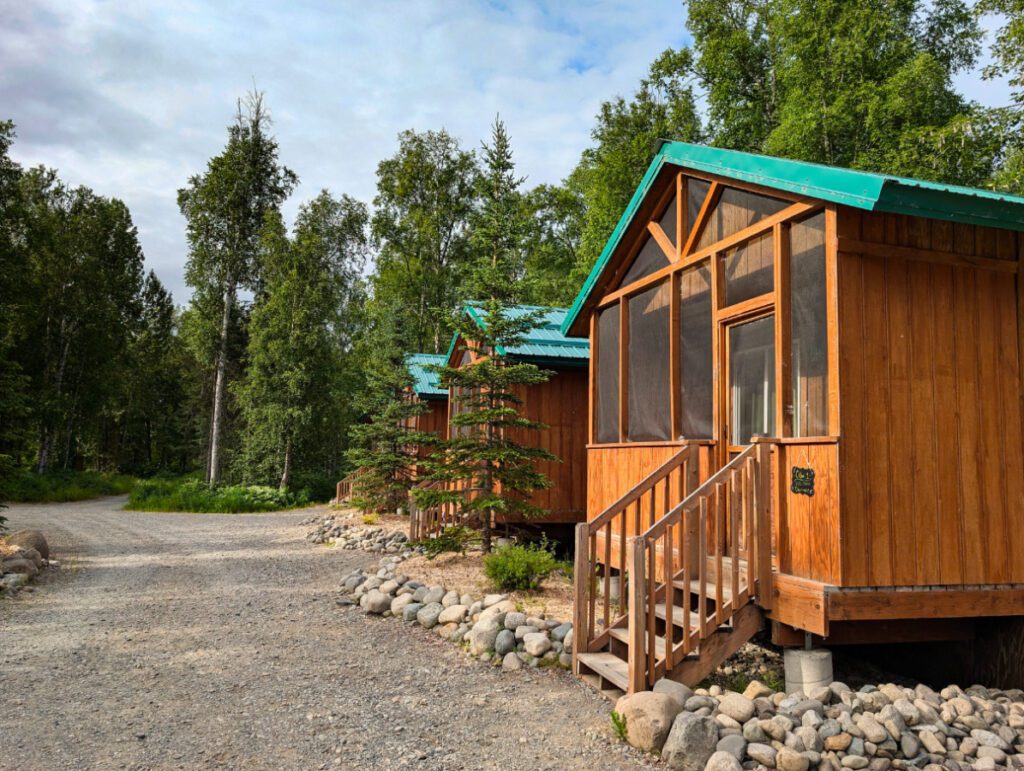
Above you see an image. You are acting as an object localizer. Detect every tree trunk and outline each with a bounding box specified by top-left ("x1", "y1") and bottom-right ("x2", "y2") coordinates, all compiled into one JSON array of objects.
[
  {"x1": 208, "y1": 281, "x2": 235, "y2": 484},
  {"x1": 279, "y1": 437, "x2": 292, "y2": 491},
  {"x1": 36, "y1": 338, "x2": 72, "y2": 475}
]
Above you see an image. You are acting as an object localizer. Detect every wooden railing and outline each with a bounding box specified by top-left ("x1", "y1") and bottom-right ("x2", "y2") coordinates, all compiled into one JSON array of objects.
[
  {"x1": 334, "y1": 471, "x2": 361, "y2": 504},
  {"x1": 626, "y1": 441, "x2": 773, "y2": 691},
  {"x1": 408, "y1": 479, "x2": 477, "y2": 541},
  {"x1": 573, "y1": 445, "x2": 701, "y2": 672}
]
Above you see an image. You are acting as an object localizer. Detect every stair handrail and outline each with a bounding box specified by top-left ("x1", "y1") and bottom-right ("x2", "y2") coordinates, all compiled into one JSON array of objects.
[
  {"x1": 573, "y1": 443, "x2": 701, "y2": 677},
  {"x1": 626, "y1": 440, "x2": 774, "y2": 692}
]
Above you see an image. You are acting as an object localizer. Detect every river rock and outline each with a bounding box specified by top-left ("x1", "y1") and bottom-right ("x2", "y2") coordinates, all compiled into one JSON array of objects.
[
  {"x1": 467, "y1": 619, "x2": 500, "y2": 655},
  {"x1": 705, "y1": 750, "x2": 744, "y2": 771},
  {"x1": 362, "y1": 589, "x2": 391, "y2": 614},
  {"x1": 720, "y1": 693, "x2": 756, "y2": 723},
  {"x1": 495, "y1": 629, "x2": 516, "y2": 656},
  {"x1": 616, "y1": 692, "x2": 683, "y2": 753},
  {"x1": 416, "y1": 602, "x2": 444, "y2": 629},
  {"x1": 663, "y1": 711, "x2": 717, "y2": 769},
  {"x1": 437, "y1": 605, "x2": 467, "y2": 624},
  {"x1": 522, "y1": 633, "x2": 551, "y2": 657},
  {"x1": 747, "y1": 742, "x2": 777, "y2": 767}
]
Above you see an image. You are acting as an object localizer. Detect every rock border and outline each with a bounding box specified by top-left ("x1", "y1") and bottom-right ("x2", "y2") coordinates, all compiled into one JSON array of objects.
[{"x1": 338, "y1": 554, "x2": 574, "y2": 673}]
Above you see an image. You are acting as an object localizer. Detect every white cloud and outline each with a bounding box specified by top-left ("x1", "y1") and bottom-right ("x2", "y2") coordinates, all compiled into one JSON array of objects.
[{"x1": 1, "y1": 1, "x2": 1012, "y2": 304}]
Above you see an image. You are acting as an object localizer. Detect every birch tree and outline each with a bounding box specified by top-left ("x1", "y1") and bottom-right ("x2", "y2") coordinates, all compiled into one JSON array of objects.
[{"x1": 178, "y1": 92, "x2": 296, "y2": 483}]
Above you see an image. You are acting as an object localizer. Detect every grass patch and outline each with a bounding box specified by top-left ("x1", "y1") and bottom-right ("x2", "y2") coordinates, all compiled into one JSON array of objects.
[
  {"x1": 126, "y1": 479, "x2": 311, "y2": 513},
  {"x1": 610, "y1": 711, "x2": 628, "y2": 742},
  {"x1": 7, "y1": 469, "x2": 137, "y2": 503}
]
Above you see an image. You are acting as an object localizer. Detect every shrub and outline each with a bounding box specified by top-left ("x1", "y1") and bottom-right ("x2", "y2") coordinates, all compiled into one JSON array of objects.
[
  {"x1": 610, "y1": 710, "x2": 628, "y2": 742},
  {"x1": 361, "y1": 513, "x2": 379, "y2": 525},
  {"x1": 418, "y1": 526, "x2": 479, "y2": 559},
  {"x1": 126, "y1": 479, "x2": 310, "y2": 513},
  {"x1": 483, "y1": 541, "x2": 558, "y2": 591},
  {"x1": 7, "y1": 469, "x2": 137, "y2": 503}
]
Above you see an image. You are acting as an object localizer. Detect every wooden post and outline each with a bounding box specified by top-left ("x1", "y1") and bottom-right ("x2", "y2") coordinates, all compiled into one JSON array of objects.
[
  {"x1": 774, "y1": 222, "x2": 792, "y2": 438},
  {"x1": 754, "y1": 441, "x2": 774, "y2": 610},
  {"x1": 627, "y1": 537, "x2": 646, "y2": 693},
  {"x1": 573, "y1": 523, "x2": 590, "y2": 673}
]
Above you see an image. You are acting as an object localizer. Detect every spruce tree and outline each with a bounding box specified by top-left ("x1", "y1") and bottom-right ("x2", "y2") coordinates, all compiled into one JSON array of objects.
[
  {"x1": 417, "y1": 118, "x2": 555, "y2": 553},
  {"x1": 346, "y1": 316, "x2": 436, "y2": 514}
]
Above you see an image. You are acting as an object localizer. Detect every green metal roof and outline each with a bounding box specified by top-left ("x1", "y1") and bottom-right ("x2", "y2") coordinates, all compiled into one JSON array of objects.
[
  {"x1": 562, "y1": 141, "x2": 1024, "y2": 336},
  {"x1": 446, "y1": 303, "x2": 590, "y2": 365},
  {"x1": 404, "y1": 353, "x2": 447, "y2": 399}
]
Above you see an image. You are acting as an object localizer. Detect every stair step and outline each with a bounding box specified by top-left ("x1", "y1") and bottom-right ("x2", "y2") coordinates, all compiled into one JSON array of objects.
[
  {"x1": 580, "y1": 673, "x2": 625, "y2": 702},
  {"x1": 653, "y1": 603, "x2": 703, "y2": 629},
  {"x1": 673, "y1": 578, "x2": 735, "y2": 602},
  {"x1": 607, "y1": 627, "x2": 668, "y2": 658},
  {"x1": 577, "y1": 652, "x2": 630, "y2": 691}
]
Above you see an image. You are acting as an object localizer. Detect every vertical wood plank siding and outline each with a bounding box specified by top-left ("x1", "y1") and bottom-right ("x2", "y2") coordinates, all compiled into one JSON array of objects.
[{"x1": 837, "y1": 207, "x2": 1024, "y2": 587}]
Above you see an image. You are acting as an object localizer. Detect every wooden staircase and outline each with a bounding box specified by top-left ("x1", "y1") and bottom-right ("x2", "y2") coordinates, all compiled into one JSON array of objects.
[{"x1": 573, "y1": 442, "x2": 774, "y2": 696}]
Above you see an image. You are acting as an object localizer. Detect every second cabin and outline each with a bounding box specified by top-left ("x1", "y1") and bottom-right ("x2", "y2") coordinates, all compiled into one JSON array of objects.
[
  {"x1": 404, "y1": 352, "x2": 450, "y2": 476},
  {"x1": 409, "y1": 304, "x2": 590, "y2": 541},
  {"x1": 564, "y1": 141, "x2": 1024, "y2": 695}
]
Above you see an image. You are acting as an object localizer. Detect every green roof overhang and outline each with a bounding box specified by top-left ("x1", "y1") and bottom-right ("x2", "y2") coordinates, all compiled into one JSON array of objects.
[{"x1": 561, "y1": 141, "x2": 1024, "y2": 337}]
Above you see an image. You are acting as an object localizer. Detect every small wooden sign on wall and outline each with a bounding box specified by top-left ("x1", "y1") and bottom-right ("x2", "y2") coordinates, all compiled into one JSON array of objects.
[{"x1": 791, "y1": 466, "x2": 815, "y2": 497}]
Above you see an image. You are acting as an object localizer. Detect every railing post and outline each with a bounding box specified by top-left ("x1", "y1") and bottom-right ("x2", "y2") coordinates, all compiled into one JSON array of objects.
[
  {"x1": 753, "y1": 441, "x2": 773, "y2": 610},
  {"x1": 572, "y1": 522, "x2": 590, "y2": 674},
  {"x1": 627, "y1": 537, "x2": 646, "y2": 693}
]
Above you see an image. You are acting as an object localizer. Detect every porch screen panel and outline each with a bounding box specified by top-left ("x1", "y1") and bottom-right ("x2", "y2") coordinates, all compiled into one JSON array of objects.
[
  {"x1": 620, "y1": 235, "x2": 670, "y2": 287},
  {"x1": 657, "y1": 192, "x2": 679, "y2": 246},
  {"x1": 628, "y1": 281, "x2": 672, "y2": 441},
  {"x1": 595, "y1": 304, "x2": 620, "y2": 443},
  {"x1": 723, "y1": 232, "x2": 773, "y2": 305},
  {"x1": 790, "y1": 212, "x2": 828, "y2": 436},
  {"x1": 686, "y1": 178, "x2": 711, "y2": 241},
  {"x1": 697, "y1": 186, "x2": 788, "y2": 251},
  {"x1": 679, "y1": 265, "x2": 713, "y2": 438}
]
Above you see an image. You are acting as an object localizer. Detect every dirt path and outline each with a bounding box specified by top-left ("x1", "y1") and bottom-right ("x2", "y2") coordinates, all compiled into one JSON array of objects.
[{"x1": 0, "y1": 497, "x2": 647, "y2": 770}]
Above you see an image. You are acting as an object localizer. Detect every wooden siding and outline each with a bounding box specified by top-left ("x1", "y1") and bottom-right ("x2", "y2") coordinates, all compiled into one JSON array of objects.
[
  {"x1": 836, "y1": 207, "x2": 1024, "y2": 588},
  {"x1": 588, "y1": 443, "x2": 714, "y2": 519},
  {"x1": 773, "y1": 441, "x2": 840, "y2": 584},
  {"x1": 503, "y1": 367, "x2": 589, "y2": 523},
  {"x1": 417, "y1": 399, "x2": 448, "y2": 442}
]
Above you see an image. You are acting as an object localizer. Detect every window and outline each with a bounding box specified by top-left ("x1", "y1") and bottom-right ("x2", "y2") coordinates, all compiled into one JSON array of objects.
[
  {"x1": 790, "y1": 213, "x2": 828, "y2": 436},
  {"x1": 680, "y1": 266, "x2": 713, "y2": 438},
  {"x1": 595, "y1": 304, "x2": 620, "y2": 443},
  {"x1": 620, "y1": 235, "x2": 670, "y2": 287},
  {"x1": 722, "y1": 232, "x2": 773, "y2": 306},
  {"x1": 729, "y1": 316, "x2": 775, "y2": 445},
  {"x1": 627, "y1": 282, "x2": 672, "y2": 441},
  {"x1": 657, "y1": 192, "x2": 679, "y2": 247},
  {"x1": 697, "y1": 186, "x2": 788, "y2": 251}
]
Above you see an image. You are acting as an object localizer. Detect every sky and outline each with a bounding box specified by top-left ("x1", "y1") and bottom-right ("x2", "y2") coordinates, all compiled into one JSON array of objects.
[{"x1": 0, "y1": 1, "x2": 1014, "y2": 303}]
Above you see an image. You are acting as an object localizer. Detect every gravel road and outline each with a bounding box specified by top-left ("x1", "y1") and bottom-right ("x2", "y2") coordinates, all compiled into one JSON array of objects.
[{"x1": 0, "y1": 497, "x2": 649, "y2": 770}]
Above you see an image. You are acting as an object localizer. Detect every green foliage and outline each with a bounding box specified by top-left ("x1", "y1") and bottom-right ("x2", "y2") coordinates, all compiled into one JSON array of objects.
[
  {"x1": 6, "y1": 470, "x2": 137, "y2": 503},
  {"x1": 369, "y1": 128, "x2": 478, "y2": 354},
  {"x1": 417, "y1": 118, "x2": 556, "y2": 553},
  {"x1": 482, "y1": 541, "x2": 559, "y2": 591},
  {"x1": 178, "y1": 91, "x2": 297, "y2": 483},
  {"x1": 347, "y1": 313, "x2": 438, "y2": 513},
  {"x1": 571, "y1": 49, "x2": 703, "y2": 277},
  {"x1": 126, "y1": 478, "x2": 311, "y2": 513},
  {"x1": 234, "y1": 191, "x2": 368, "y2": 490},
  {"x1": 610, "y1": 711, "x2": 628, "y2": 742},
  {"x1": 521, "y1": 182, "x2": 585, "y2": 306},
  {"x1": 417, "y1": 526, "x2": 480, "y2": 559}
]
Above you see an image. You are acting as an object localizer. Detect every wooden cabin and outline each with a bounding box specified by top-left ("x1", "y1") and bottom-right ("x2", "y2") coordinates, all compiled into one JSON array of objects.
[
  {"x1": 409, "y1": 304, "x2": 590, "y2": 540},
  {"x1": 404, "y1": 352, "x2": 449, "y2": 476},
  {"x1": 565, "y1": 141, "x2": 1024, "y2": 695}
]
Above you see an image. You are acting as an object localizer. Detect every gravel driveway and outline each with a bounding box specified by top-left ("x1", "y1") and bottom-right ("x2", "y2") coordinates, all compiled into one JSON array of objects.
[{"x1": 0, "y1": 497, "x2": 649, "y2": 770}]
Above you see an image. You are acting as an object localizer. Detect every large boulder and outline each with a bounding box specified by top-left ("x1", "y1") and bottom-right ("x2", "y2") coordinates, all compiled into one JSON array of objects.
[
  {"x1": 5, "y1": 530, "x2": 48, "y2": 560},
  {"x1": 662, "y1": 712, "x2": 718, "y2": 771},
  {"x1": 615, "y1": 691, "x2": 683, "y2": 752}
]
